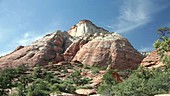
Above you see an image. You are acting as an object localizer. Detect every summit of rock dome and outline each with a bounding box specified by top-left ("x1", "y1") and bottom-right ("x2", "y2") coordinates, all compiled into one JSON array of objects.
[{"x1": 68, "y1": 20, "x2": 109, "y2": 37}]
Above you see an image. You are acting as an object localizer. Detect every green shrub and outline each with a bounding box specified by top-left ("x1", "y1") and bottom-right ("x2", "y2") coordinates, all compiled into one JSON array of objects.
[
  {"x1": 44, "y1": 72, "x2": 54, "y2": 82},
  {"x1": 91, "y1": 67, "x2": 100, "y2": 74},
  {"x1": 83, "y1": 64, "x2": 91, "y2": 69},
  {"x1": 154, "y1": 27, "x2": 170, "y2": 67},
  {"x1": 97, "y1": 70, "x2": 118, "y2": 95},
  {"x1": 54, "y1": 82, "x2": 76, "y2": 93},
  {"x1": 27, "y1": 79, "x2": 51, "y2": 96},
  {"x1": 68, "y1": 70, "x2": 81, "y2": 85},
  {"x1": 0, "y1": 68, "x2": 17, "y2": 95},
  {"x1": 76, "y1": 85, "x2": 93, "y2": 89},
  {"x1": 112, "y1": 68, "x2": 170, "y2": 96}
]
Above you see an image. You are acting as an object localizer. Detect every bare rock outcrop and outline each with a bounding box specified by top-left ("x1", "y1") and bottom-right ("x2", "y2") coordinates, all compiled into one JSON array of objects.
[
  {"x1": 70, "y1": 32, "x2": 144, "y2": 70},
  {"x1": 141, "y1": 50, "x2": 167, "y2": 69},
  {"x1": 75, "y1": 89, "x2": 96, "y2": 95},
  {"x1": 0, "y1": 20, "x2": 144, "y2": 70},
  {"x1": 64, "y1": 38, "x2": 88, "y2": 62},
  {"x1": 68, "y1": 20, "x2": 109, "y2": 37},
  {"x1": 0, "y1": 31, "x2": 73, "y2": 68}
]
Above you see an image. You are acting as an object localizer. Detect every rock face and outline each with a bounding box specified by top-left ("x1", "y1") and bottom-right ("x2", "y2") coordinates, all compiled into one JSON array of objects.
[
  {"x1": 0, "y1": 31, "x2": 73, "y2": 68},
  {"x1": 141, "y1": 50, "x2": 166, "y2": 69},
  {"x1": 75, "y1": 89, "x2": 96, "y2": 95},
  {"x1": 69, "y1": 32, "x2": 144, "y2": 70},
  {"x1": 68, "y1": 20, "x2": 108, "y2": 37},
  {"x1": 0, "y1": 20, "x2": 144, "y2": 70}
]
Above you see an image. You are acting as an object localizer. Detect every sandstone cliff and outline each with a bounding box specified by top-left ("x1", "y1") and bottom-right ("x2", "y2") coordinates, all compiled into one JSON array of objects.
[
  {"x1": 0, "y1": 20, "x2": 144, "y2": 70},
  {"x1": 0, "y1": 31, "x2": 73, "y2": 68},
  {"x1": 65, "y1": 32, "x2": 144, "y2": 70},
  {"x1": 68, "y1": 20, "x2": 109, "y2": 37},
  {"x1": 141, "y1": 50, "x2": 170, "y2": 69}
]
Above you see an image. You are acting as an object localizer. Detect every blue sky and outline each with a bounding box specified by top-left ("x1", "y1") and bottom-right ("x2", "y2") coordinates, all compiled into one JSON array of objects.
[{"x1": 0, "y1": 0, "x2": 170, "y2": 56}]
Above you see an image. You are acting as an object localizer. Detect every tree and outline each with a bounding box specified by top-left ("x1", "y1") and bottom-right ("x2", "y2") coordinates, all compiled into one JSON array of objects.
[
  {"x1": 112, "y1": 68, "x2": 170, "y2": 96},
  {"x1": 0, "y1": 68, "x2": 16, "y2": 95},
  {"x1": 27, "y1": 79, "x2": 50, "y2": 96},
  {"x1": 97, "y1": 69, "x2": 118, "y2": 95},
  {"x1": 154, "y1": 27, "x2": 170, "y2": 66},
  {"x1": 68, "y1": 70, "x2": 81, "y2": 85},
  {"x1": 44, "y1": 72, "x2": 54, "y2": 82},
  {"x1": 157, "y1": 27, "x2": 170, "y2": 37},
  {"x1": 16, "y1": 75, "x2": 33, "y2": 96},
  {"x1": 32, "y1": 66, "x2": 42, "y2": 79}
]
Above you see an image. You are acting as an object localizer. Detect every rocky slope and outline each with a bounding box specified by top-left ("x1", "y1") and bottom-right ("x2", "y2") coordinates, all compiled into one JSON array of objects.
[
  {"x1": 65, "y1": 32, "x2": 144, "y2": 70},
  {"x1": 0, "y1": 31, "x2": 73, "y2": 68},
  {"x1": 0, "y1": 20, "x2": 144, "y2": 70},
  {"x1": 141, "y1": 50, "x2": 170, "y2": 69}
]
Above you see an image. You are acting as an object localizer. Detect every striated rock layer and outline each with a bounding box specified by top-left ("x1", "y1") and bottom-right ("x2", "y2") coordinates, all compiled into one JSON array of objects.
[
  {"x1": 0, "y1": 20, "x2": 144, "y2": 69},
  {"x1": 0, "y1": 31, "x2": 73, "y2": 68},
  {"x1": 141, "y1": 50, "x2": 169, "y2": 69},
  {"x1": 66, "y1": 32, "x2": 144, "y2": 70},
  {"x1": 68, "y1": 20, "x2": 108, "y2": 37}
]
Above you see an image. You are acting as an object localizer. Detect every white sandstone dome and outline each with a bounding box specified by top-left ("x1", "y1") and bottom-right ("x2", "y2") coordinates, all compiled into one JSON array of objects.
[{"x1": 68, "y1": 20, "x2": 109, "y2": 37}]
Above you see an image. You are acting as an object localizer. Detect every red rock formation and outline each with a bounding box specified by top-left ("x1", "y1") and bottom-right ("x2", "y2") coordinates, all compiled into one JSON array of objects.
[
  {"x1": 71, "y1": 33, "x2": 144, "y2": 70},
  {"x1": 112, "y1": 72, "x2": 123, "y2": 82},
  {"x1": 141, "y1": 50, "x2": 166, "y2": 69},
  {"x1": 64, "y1": 39, "x2": 88, "y2": 61},
  {"x1": 0, "y1": 31, "x2": 72, "y2": 68},
  {"x1": 0, "y1": 20, "x2": 144, "y2": 70}
]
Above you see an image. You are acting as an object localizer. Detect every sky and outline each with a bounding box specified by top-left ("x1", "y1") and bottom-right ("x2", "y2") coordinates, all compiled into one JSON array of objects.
[{"x1": 0, "y1": 0, "x2": 170, "y2": 56}]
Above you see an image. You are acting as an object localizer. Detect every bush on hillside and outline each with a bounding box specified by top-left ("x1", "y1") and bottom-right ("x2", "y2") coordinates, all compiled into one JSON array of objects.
[{"x1": 112, "y1": 67, "x2": 170, "y2": 96}]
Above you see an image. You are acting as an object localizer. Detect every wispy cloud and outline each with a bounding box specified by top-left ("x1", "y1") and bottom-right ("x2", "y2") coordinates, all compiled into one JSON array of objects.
[
  {"x1": 139, "y1": 47, "x2": 154, "y2": 52},
  {"x1": 108, "y1": 0, "x2": 167, "y2": 33},
  {"x1": 16, "y1": 31, "x2": 44, "y2": 46},
  {"x1": 0, "y1": 30, "x2": 54, "y2": 56}
]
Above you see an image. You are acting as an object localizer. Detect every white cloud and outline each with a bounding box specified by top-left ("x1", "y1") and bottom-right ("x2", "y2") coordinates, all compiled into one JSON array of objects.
[
  {"x1": 139, "y1": 47, "x2": 154, "y2": 52},
  {"x1": 17, "y1": 31, "x2": 42, "y2": 46},
  {"x1": 17, "y1": 30, "x2": 53, "y2": 46},
  {"x1": 0, "y1": 30, "x2": 53, "y2": 56},
  {"x1": 108, "y1": 0, "x2": 167, "y2": 33}
]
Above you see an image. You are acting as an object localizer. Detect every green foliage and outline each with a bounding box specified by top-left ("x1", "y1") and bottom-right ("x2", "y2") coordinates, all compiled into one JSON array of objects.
[
  {"x1": 15, "y1": 65, "x2": 25, "y2": 74},
  {"x1": 68, "y1": 70, "x2": 91, "y2": 86},
  {"x1": 48, "y1": 77, "x2": 61, "y2": 85},
  {"x1": 157, "y1": 27, "x2": 170, "y2": 37},
  {"x1": 0, "y1": 68, "x2": 17, "y2": 95},
  {"x1": 102, "y1": 70, "x2": 118, "y2": 85},
  {"x1": 27, "y1": 79, "x2": 51, "y2": 96},
  {"x1": 97, "y1": 66, "x2": 170, "y2": 96},
  {"x1": 154, "y1": 37, "x2": 170, "y2": 55},
  {"x1": 76, "y1": 85, "x2": 93, "y2": 89},
  {"x1": 44, "y1": 71, "x2": 54, "y2": 82},
  {"x1": 53, "y1": 80, "x2": 76, "y2": 93},
  {"x1": 112, "y1": 67, "x2": 170, "y2": 96},
  {"x1": 97, "y1": 70, "x2": 118, "y2": 95},
  {"x1": 79, "y1": 77, "x2": 92, "y2": 85},
  {"x1": 91, "y1": 67, "x2": 100, "y2": 74},
  {"x1": 32, "y1": 66, "x2": 42, "y2": 79},
  {"x1": 154, "y1": 27, "x2": 170, "y2": 67},
  {"x1": 83, "y1": 64, "x2": 101, "y2": 74},
  {"x1": 83, "y1": 64, "x2": 91, "y2": 69}
]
